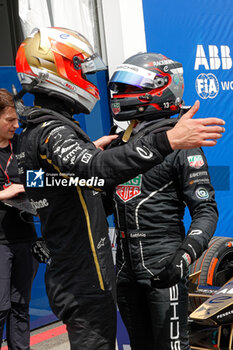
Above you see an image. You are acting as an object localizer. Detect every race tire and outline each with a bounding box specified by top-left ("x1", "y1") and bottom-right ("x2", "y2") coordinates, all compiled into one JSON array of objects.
[{"x1": 189, "y1": 236, "x2": 233, "y2": 312}]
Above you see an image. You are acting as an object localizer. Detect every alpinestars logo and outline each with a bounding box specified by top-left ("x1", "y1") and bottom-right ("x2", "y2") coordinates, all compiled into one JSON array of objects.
[{"x1": 194, "y1": 45, "x2": 233, "y2": 99}]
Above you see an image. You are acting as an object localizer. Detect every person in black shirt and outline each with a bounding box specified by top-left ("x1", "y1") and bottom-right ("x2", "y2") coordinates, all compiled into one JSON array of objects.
[{"x1": 0, "y1": 89, "x2": 38, "y2": 350}]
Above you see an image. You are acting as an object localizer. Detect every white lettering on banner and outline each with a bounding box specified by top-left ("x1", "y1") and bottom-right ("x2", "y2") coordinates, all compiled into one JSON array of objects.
[
  {"x1": 170, "y1": 285, "x2": 181, "y2": 350},
  {"x1": 209, "y1": 46, "x2": 221, "y2": 70},
  {"x1": 194, "y1": 45, "x2": 232, "y2": 70},
  {"x1": 221, "y1": 81, "x2": 233, "y2": 90},
  {"x1": 123, "y1": 346, "x2": 131, "y2": 350},
  {"x1": 194, "y1": 45, "x2": 209, "y2": 70},
  {"x1": 221, "y1": 45, "x2": 232, "y2": 69}
]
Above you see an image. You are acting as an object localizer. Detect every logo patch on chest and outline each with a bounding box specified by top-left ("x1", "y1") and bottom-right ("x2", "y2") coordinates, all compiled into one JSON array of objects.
[
  {"x1": 116, "y1": 175, "x2": 142, "y2": 202},
  {"x1": 187, "y1": 155, "x2": 204, "y2": 169}
]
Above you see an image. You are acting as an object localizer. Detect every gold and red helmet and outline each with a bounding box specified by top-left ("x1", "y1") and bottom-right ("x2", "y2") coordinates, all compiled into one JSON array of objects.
[{"x1": 16, "y1": 27, "x2": 106, "y2": 114}]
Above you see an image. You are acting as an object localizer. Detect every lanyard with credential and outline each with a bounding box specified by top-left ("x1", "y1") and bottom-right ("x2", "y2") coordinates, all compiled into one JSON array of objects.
[{"x1": 0, "y1": 141, "x2": 14, "y2": 189}]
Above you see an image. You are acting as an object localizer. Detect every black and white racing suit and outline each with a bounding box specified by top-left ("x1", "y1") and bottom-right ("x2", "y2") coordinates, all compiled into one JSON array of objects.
[
  {"x1": 16, "y1": 106, "x2": 173, "y2": 350},
  {"x1": 111, "y1": 122, "x2": 218, "y2": 350}
]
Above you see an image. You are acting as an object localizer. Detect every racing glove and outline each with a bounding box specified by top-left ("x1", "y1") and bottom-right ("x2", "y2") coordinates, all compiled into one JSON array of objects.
[
  {"x1": 31, "y1": 238, "x2": 50, "y2": 263},
  {"x1": 151, "y1": 237, "x2": 202, "y2": 288}
]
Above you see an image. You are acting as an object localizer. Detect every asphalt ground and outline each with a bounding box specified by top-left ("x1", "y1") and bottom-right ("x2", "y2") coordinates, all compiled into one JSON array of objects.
[
  {"x1": 1, "y1": 321, "x2": 70, "y2": 350},
  {"x1": 1, "y1": 321, "x2": 121, "y2": 349}
]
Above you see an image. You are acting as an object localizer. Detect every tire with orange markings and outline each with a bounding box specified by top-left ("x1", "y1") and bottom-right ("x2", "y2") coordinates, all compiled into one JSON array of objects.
[{"x1": 189, "y1": 236, "x2": 233, "y2": 312}]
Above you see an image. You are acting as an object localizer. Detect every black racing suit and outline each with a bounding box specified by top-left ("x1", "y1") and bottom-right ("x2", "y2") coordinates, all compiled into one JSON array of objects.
[
  {"x1": 16, "y1": 106, "x2": 173, "y2": 350},
  {"x1": 110, "y1": 121, "x2": 218, "y2": 350}
]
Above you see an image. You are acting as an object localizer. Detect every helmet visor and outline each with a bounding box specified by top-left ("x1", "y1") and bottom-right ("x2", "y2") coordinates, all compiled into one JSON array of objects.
[
  {"x1": 109, "y1": 64, "x2": 164, "y2": 92},
  {"x1": 81, "y1": 53, "x2": 106, "y2": 74}
]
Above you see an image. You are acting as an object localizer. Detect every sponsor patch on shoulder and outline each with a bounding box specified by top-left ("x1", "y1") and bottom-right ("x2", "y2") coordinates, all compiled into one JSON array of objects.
[
  {"x1": 195, "y1": 187, "x2": 209, "y2": 199},
  {"x1": 187, "y1": 155, "x2": 204, "y2": 169}
]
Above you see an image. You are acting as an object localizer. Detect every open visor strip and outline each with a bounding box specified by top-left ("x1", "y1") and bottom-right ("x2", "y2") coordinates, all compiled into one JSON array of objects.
[
  {"x1": 81, "y1": 53, "x2": 106, "y2": 73},
  {"x1": 109, "y1": 63, "x2": 161, "y2": 91}
]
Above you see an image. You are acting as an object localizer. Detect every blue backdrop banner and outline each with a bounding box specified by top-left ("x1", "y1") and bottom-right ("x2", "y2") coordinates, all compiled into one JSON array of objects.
[{"x1": 142, "y1": 0, "x2": 233, "y2": 239}]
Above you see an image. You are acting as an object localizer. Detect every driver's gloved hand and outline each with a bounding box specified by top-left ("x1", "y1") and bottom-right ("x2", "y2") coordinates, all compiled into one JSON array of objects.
[{"x1": 151, "y1": 237, "x2": 202, "y2": 288}]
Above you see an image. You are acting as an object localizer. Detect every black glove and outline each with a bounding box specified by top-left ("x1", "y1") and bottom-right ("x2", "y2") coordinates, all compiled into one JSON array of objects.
[
  {"x1": 31, "y1": 238, "x2": 50, "y2": 263},
  {"x1": 151, "y1": 237, "x2": 202, "y2": 288}
]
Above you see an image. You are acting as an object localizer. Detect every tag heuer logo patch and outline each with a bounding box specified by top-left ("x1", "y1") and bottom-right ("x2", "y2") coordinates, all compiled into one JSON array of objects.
[
  {"x1": 187, "y1": 155, "x2": 204, "y2": 169},
  {"x1": 116, "y1": 175, "x2": 142, "y2": 202},
  {"x1": 111, "y1": 102, "x2": 121, "y2": 115}
]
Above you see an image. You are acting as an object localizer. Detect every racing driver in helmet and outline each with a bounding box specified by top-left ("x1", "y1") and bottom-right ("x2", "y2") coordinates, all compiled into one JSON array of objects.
[
  {"x1": 107, "y1": 52, "x2": 219, "y2": 350},
  {"x1": 15, "y1": 28, "x2": 224, "y2": 350}
]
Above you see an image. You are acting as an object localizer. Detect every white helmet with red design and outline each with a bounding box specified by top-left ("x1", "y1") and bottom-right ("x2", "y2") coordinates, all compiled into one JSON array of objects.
[{"x1": 16, "y1": 27, "x2": 106, "y2": 114}]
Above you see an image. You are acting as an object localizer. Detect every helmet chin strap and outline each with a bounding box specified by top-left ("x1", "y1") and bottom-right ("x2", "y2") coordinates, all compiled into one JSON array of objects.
[{"x1": 122, "y1": 119, "x2": 138, "y2": 142}]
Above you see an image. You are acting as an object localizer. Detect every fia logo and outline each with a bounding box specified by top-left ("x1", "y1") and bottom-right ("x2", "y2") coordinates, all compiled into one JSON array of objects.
[
  {"x1": 195, "y1": 73, "x2": 219, "y2": 99},
  {"x1": 26, "y1": 169, "x2": 45, "y2": 187}
]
